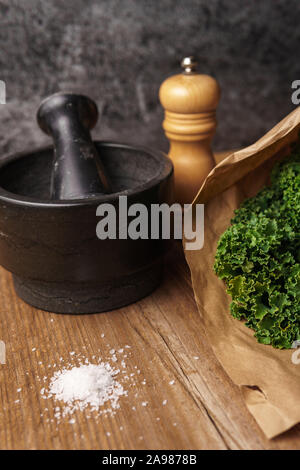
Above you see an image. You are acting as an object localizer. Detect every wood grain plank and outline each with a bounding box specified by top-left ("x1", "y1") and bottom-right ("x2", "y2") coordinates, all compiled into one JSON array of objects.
[{"x1": 0, "y1": 243, "x2": 299, "y2": 449}]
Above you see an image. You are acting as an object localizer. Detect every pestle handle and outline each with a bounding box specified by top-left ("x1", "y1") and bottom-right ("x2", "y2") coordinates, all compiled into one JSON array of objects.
[{"x1": 37, "y1": 93, "x2": 112, "y2": 200}]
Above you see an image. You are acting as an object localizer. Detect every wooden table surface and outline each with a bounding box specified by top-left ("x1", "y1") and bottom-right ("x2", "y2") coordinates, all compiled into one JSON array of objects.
[{"x1": 0, "y1": 243, "x2": 300, "y2": 450}]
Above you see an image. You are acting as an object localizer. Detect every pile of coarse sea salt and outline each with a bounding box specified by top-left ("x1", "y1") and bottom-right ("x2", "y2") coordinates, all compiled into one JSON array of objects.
[
  {"x1": 40, "y1": 345, "x2": 137, "y2": 424},
  {"x1": 43, "y1": 363, "x2": 125, "y2": 419}
]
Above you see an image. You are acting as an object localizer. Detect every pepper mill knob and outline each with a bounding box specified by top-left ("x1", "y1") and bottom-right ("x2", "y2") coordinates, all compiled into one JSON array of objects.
[
  {"x1": 159, "y1": 57, "x2": 220, "y2": 204},
  {"x1": 181, "y1": 56, "x2": 198, "y2": 74},
  {"x1": 37, "y1": 92, "x2": 112, "y2": 200}
]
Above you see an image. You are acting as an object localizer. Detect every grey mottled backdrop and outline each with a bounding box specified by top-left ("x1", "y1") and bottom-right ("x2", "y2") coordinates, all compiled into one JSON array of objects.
[{"x1": 0, "y1": 0, "x2": 300, "y2": 157}]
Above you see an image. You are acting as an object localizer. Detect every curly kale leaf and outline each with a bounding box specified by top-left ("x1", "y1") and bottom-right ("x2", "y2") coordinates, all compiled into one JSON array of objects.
[{"x1": 214, "y1": 140, "x2": 300, "y2": 349}]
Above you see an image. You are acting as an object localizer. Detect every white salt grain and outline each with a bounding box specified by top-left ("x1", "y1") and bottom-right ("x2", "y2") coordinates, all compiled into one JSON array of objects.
[{"x1": 162, "y1": 399, "x2": 167, "y2": 406}]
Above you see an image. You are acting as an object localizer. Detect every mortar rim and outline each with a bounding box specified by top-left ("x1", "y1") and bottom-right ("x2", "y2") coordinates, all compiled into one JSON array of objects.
[{"x1": 0, "y1": 141, "x2": 173, "y2": 208}]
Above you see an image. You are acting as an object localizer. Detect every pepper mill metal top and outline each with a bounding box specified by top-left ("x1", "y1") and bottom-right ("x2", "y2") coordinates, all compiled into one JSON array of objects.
[
  {"x1": 181, "y1": 56, "x2": 198, "y2": 74},
  {"x1": 159, "y1": 57, "x2": 221, "y2": 204}
]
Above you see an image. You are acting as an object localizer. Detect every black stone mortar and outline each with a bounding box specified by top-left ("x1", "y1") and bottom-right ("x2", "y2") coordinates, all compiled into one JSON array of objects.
[{"x1": 0, "y1": 142, "x2": 173, "y2": 313}]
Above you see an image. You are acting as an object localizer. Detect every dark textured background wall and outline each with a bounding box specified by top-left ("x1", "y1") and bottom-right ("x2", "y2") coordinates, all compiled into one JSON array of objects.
[{"x1": 1, "y1": 0, "x2": 300, "y2": 157}]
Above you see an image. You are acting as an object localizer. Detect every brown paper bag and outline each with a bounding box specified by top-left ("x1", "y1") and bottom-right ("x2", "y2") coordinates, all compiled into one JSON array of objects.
[{"x1": 184, "y1": 107, "x2": 300, "y2": 439}]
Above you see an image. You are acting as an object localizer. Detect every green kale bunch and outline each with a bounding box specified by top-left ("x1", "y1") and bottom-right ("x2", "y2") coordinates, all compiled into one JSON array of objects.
[{"x1": 214, "y1": 141, "x2": 300, "y2": 349}]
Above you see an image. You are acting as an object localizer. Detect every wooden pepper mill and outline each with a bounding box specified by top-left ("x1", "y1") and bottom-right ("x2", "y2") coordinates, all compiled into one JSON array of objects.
[{"x1": 159, "y1": 57, "x2": 220, "y2": 205}]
